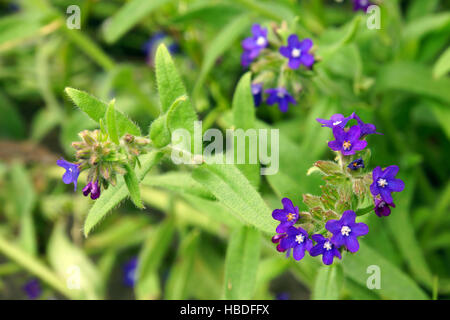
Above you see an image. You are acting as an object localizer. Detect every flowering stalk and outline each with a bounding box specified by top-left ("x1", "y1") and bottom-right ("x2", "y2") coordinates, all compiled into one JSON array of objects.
[
  {"x1": 271, "y1": 113, "x2": 404, "y2": 265},
  {"x1": 57, "y1": 128, "x2": 151, "y2": 201}
]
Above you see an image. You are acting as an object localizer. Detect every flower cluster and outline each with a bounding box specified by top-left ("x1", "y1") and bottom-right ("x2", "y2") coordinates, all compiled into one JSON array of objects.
[
  {"x1": 57, "y1": 130, "x2": 150, "y2": 201},
  {"x1": 271, "y1": 113, "x2": 404, "y2": 265},
  {"x1": 241, "y1": 24, "x2": 316, "y2": 112}
]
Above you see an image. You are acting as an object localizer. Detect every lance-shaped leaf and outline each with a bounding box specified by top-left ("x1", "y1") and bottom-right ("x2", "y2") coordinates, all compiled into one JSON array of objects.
[
  {"x1": 165, "y1": 230, "x2": 200, "y2": 299},
  {"x1": 155, "y1": 44, "x2": 188, "y2": 113},
  {"x1": 223, "y1": 226, "x2": 261, "y2": 299},
  {"x1": 124, "y1": 163, "x2": 143, "y2": 209},
  {"x1": 192, "y1": 164, "x2": 276, "y2": 233},
  {"x1": 65, "y1": 87, "x2": 141, "y2": 137},
  {"x1": 105, "y1": 99, "x2": 119, "y2": 144}
]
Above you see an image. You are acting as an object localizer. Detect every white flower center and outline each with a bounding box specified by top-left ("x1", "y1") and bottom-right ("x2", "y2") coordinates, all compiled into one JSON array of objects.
[
  {"x1": 252, "y1": 87, "x2": 260, "y2": 95},
  {"x1": 341, "y1": 226, "x2": 351, "y2": 236},
  {"x1": 277, "y1": 91, "x2": 285, "y2": 98},
  {"x1": 291, "y1": 48, "x2": 301, "y2": 58},
  {"x1": 332, "y1": 120, "x2": 342, "y2": 126},
  {"x1": 256, "y1": 36, "x2": 266, "y2": 46},
  {"x1": 378, "y1": 201, "x2": 386, "y2": 208},
  {"x1": 295, "y1": 234, "x2": 305, "y2": 244},
  {"x1": 377, "y1": 178, "x2": 388, "y2": 188},
  {"x1": 323, "y1": 241, "x2": 332, "y2": 251}
]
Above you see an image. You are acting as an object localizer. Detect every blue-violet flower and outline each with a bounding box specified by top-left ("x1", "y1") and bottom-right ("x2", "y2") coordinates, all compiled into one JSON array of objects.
[
  {"x1": 325, "y1": 210, "x2": 369, "y2": 253},
  {"x1": 123, "y1": 257, "x2": 138, "y2": 287},
  {"x1": 279, "y1": 35, "x2": 315, "y2": 69},
  {"x1": 348, "y1": 158, "x2": 365, "y2": 170},
  {"x1": 374, "y1": 197, "x2": 395, "y2": 217},
  {"x1": 279, "y1": 226, "x2": 313, "y2": 261},
  {"x1": 265, "y1": 88, "x2": 296, "y2": 112},
  {"x1": 328, "y1": 125, "x2": 368, "y2": 156},
  {"x1": 272, "y1": 197, "x2": 299, "y2": 233},
  {"x1": 310, "y1": 234, "x2": 342, "y2": 265},
  {"x1": 316, "y1": 113, "x2": 351, "y2": 129},
  {"x1": 251, "y1": 83, "x2": 263, "y2": 107},
  {"x1": 241, "y1": 24, "x2": 268, "y2": 67},
  {"x1": 370, "y1": 165, "x2": 404, "y2": 204},
  {"x1": 56, "y1": 158, "x2": 80, "y2": 191},
  {"x1": 82, "y1": 180, "x2": 101, "y2": 200}
]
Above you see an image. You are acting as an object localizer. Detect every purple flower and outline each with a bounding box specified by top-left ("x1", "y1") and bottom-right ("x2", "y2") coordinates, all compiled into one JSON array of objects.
[
  {"x1": 241, "y1": 24, "x2": 268, "y2": 67},
  {"x1": 325, "y1": 210, "x2": 369, "y2": 253},
  {"x1": 316, "y1": 113, "x2": 351, "y2": 129},
  {"x1": 348, "y1": 158, "x2": 365, "y2": 170},
  {"x1": 279, "y1": 226, "x2": 313, "y2": 261},
  {"x1": 351, "y1": 113, "x2": 382, "y2": 136},
  {"x1": 279, "y1": 35, "x2": 315, "y2": 69},
  {"x1": 272, "y1": 234, "x2": 288, "y2": 252},
  {"x1": 328, "y1": 125, "x2": 367, "y2": 156},
  {"x1": 272, "y1": 198, "x2": 299, "y2": 233},
  {"x1": 123, "y1": 257, "x2": 138, "y2": 287},
  {"x1": 265, "y1": 88, "x2": 296, "y2": 112},
  {"x1": 353, "y1": 0, "x2": 372, "y2": 12},
  {"x1": 370, "y1": 165, "x2": 405, "y2": 204},
  {"x1": 310, "y1": 234, "x2": 342, "y2": 265},
  {"x1": 251, "y1": 83, "x2": 263, "y2": 107},
  {"x1": 23, "y1": 279, "x2": 42, "y2": 299},
  {"x1": 82, "y1": 180, "x2": 101, "y2": 200},
  {"x1": 374, "y1": 197, "x2": 395, "y2": 217},
  {"x1": 56, "y1": 158, "x2": 80, "y2": 191}
]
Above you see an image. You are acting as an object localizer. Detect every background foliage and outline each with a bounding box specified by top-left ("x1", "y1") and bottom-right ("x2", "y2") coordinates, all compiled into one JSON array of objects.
[{"x1": 0, "y1": 0, "x2": 449, "y2": 300}]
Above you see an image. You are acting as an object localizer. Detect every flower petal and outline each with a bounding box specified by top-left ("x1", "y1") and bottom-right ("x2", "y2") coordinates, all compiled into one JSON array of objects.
[
  {"x1": 379, "y1": 188, "x2": 393, "y2": 204},
  {"x1": 351, "y1": 222, "x2": 369, "y2": 236},
  {"x1": 388, "y1": 178, "x2": 405, "y2": 192},
  {"x1": 300, "y1": 52, "x2": 315, "y2": 67},
  {"x1": 344, "y1": 236, "x2": 360, "y2": 253},
  {"x1": 382, "y1": 165, "x2": 399, "y2": 179},
  {"x1": 293, "y1": 244, "x2": 306, "y2": 261},
  {"x1": 288, "y1": 58, "x2": 301, "y2": 69},
  {"x1": 299, "y1": 38, "x2": 313, "y2": 51}
]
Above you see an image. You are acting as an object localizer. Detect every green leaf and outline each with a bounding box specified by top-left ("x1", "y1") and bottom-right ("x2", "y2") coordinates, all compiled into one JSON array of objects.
[
  {"x1": 376, "y1": 62, "x2": 450, "y2": 104},
  {"x1": 105, "y1": 99, "x2": 119, "y2": 144},
  {"x1": 433, "y1": 46, "x2": 450, "y2": 78},
  {"x1": 403, "y1": 13, "x2": 450, "y2": 41},
  {"x1": 65, "y1": 87, "x2": 141, "y2": 137},
  {"x1": 192, "y1": 164, "x2": 277, "y2": 233},
  {"x1": 312, "y1": 264, "x2": 344, "y2": 300},
  {"x1": 143, "y1": 172, "x2": 215, "y2": 200},
  {"x1": 223, "y1": 226, "x2": 261, "y2": 299},
  {"x1": 84, "y1": 151, "x2": 163, "y2": 237},
  {"x1": 123, "y1": 163, "x2": 143, "y2": 209},
  {"x1": 136, "y1": 219, "x2": 175, "y2": 299},
  {"x1": 232, "y1": 72, "x2": 255, "y2": 130},
  {"x1": 48, "y1": 222, "x2": 103, "y2": 299},
  {"x1": 10, "y1": 163, "x2": 36, "y2": 256},
  {"x1": 166, "y1": 95, "x2": 198, "y2": 153},
  {"x1": 343, "y1": 241, "x2": 429, "y2": 300},
  {"x1": 165, "y1": 230, "x2": 200, "y2": 299},
  {"x1": 386, "y1": 174, "x2": 434, "y2": 288},
  {"x1": 155, "y1": 44, "x2": 188, "y2": 114},
  {"x1": 193, "y1": 14, "x2": 251, "y2": 100},
  {"x1": 230, "y1": 72, "x2": 260, "y2": 187},
  {"x1": 149, "y1": 115, "x2": 171, "y2": 148},
  {"x1": 103, "y1": 0, "x2": 173, "y2": 44}
]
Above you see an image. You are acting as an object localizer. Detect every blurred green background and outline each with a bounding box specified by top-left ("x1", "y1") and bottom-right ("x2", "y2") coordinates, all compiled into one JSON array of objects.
[{"x1": 0, "y1": 0, "x2": 449, "y2": 300}]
